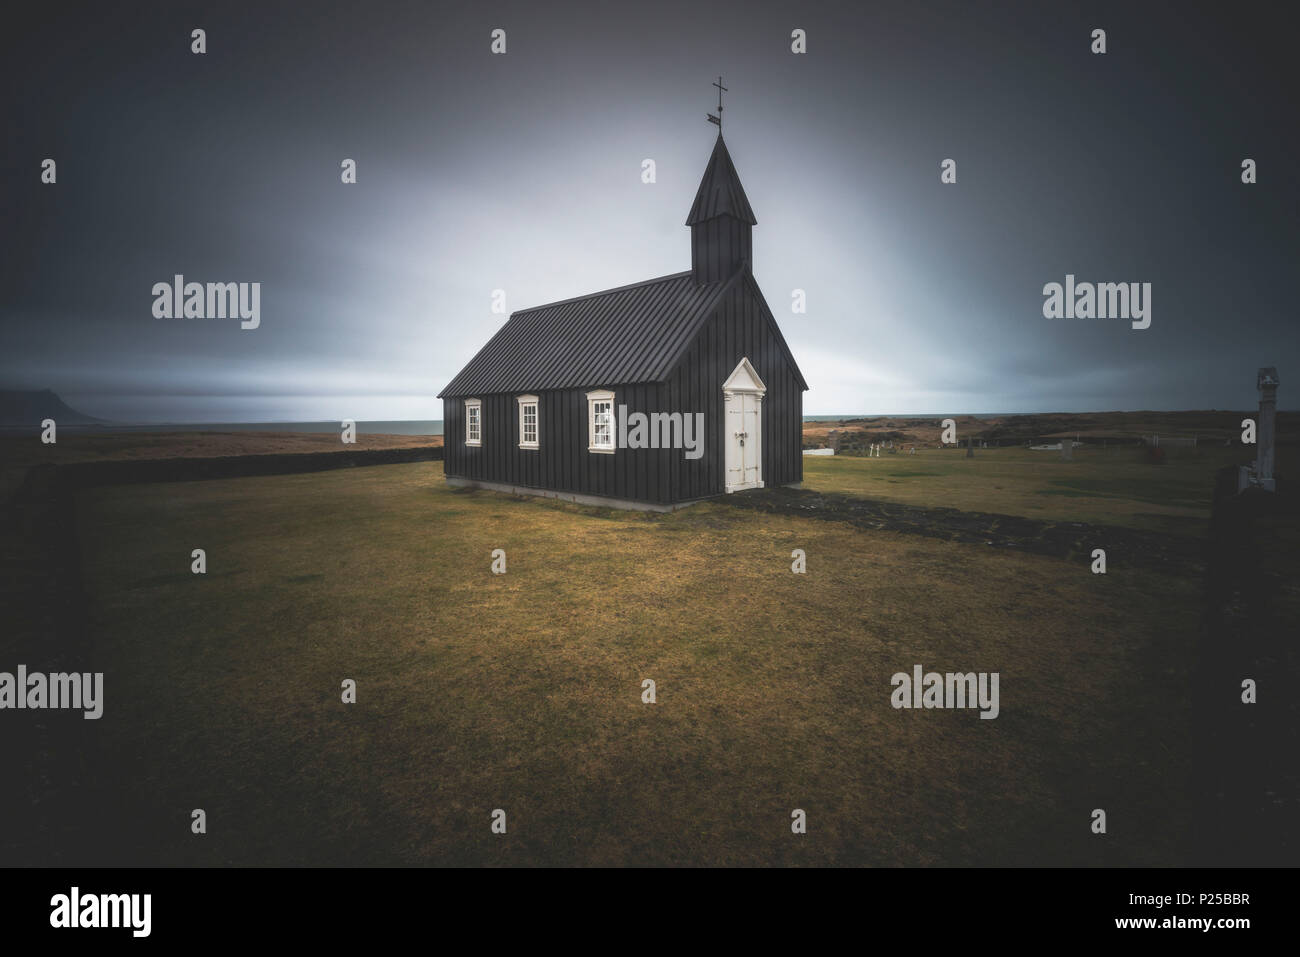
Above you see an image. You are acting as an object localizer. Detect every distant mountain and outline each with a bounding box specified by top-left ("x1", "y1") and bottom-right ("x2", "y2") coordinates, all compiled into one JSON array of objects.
[{"x1": 0, "y1": 389, "x2": 108, "y2": 428}]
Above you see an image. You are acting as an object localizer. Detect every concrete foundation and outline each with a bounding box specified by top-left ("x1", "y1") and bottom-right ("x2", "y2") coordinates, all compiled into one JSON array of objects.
[
  {"x1": 445, "y1": 476, "x2": 802, "y2": 512},
  {"x1": 445, "y1": 476, "x2": 698, "y2": 512}
]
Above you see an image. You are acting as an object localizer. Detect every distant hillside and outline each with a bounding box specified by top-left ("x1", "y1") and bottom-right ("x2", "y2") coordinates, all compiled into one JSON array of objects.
[
  {"x1": 802, "y1": 410, "x2": 1299, "y2": 449},
  {"x1": 0, "y1": 389, "x2": 107, "y2": 428}
]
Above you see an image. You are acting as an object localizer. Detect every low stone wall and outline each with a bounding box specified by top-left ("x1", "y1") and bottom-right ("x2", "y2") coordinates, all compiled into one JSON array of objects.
[
  {"x1": 14, "y1": 445, "x2": 443, "y2": 500},
  {"x1": 723, "y1": 485, "x2": 1208, "y2": 575}
]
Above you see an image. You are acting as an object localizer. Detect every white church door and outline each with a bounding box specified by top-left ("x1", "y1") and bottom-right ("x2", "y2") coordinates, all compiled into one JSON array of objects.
[{"x1": 723, "y1": 357, "x2": 765, "y2": 493}]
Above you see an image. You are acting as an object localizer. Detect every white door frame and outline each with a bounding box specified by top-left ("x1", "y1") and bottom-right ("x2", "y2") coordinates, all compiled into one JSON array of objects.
[{"x1": 723, "y1": 357, "x2": 765, "y2": 493}]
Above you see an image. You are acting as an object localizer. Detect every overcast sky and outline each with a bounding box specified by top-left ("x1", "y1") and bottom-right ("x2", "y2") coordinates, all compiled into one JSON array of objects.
[{"x1": 2, "y1": 0, "x2": 1296, "y2": 422}]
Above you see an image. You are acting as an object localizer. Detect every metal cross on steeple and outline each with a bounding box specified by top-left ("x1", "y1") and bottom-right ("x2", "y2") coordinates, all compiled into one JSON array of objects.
[{"x1": 706, "y1": 75, "x2": 727, "y2": 131}]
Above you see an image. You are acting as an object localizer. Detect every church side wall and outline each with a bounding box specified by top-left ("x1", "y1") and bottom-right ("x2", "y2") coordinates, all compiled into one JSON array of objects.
[{"x1": 443, "y1": 383, "x2": 686, "y2": 505}]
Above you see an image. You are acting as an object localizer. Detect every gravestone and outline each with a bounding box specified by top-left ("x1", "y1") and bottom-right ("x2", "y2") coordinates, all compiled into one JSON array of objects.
[
  {"x1": 1256, "y1": 367, "x2": 1278, "y2": 491},
  {"x1": 1060, "y1": 437, "x2": 1072, "y2": 461},
  {"x1": 827, "y1": 429, "x2": 840, "y2": 452},
  {"x1": 965, "y1": 437, "x2": 974, "y2": 458},
  {"x1": 1240, "y1": 367, "x2": 1279, "y2": 493}
]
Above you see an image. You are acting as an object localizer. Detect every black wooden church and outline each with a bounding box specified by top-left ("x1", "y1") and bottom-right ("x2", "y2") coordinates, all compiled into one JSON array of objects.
[{"x1": 439, "y1": 106, "x2": 808, "y2": 510}]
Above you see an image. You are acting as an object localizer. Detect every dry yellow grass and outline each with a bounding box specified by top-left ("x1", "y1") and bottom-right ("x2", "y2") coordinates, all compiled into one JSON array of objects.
[{"x1": 75, "y1": 462, "x2": 1198, "y2": 865}]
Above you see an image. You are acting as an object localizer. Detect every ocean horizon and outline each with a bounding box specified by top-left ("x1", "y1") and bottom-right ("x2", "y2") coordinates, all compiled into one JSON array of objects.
[
  {"x1": 62, "y1": 414, "x2": 1018, "y2": 437},
  {"x1": 51, "y1": 420, "x2": 447, "y2": 436},
  {"x1": 9, "y1": 410, "x2": 1266, "y2": 438}
]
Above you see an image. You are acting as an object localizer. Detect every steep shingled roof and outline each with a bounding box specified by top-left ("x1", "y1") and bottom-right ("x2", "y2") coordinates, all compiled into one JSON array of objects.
[
  {"x1": 685, "y1": 134, "x2": 756, "y2": 226},
  {"x1": 437, "y1": 270, "x2": 742, "y2": 397}
]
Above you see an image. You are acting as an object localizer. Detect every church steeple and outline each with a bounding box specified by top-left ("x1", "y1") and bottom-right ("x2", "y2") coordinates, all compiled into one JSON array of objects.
[{"x1": 687, "y1": 132, "x2": 756, "y2": 284}]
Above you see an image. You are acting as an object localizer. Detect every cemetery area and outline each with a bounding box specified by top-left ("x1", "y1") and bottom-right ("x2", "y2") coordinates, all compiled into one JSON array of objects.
[
  {"x1": 798, "y1": 444, "x2": 1275, "y2": 539},
  {"x1": 799, "y1": 410, "x2": 1298, "y2": 539}
]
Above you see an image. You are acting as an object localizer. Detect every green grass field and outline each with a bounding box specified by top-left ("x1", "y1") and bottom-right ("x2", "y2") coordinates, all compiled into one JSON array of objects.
[
  {"x1": 801, "y1": 445, "x2": 1279, "y2": 537},
  {"x1": 74, "y1": 461, "x2": 1201, "y2": 865}
]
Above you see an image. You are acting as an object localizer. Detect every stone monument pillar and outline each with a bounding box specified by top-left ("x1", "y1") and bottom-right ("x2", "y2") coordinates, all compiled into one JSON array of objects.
[{"x1": 1256, "y1": 367, "x2": 1278, "y2": 491}]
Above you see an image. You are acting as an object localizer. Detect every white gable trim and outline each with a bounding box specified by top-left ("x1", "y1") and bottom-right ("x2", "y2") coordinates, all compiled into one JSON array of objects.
[{"x1": 722, "y1": 357, "x2": 766, "y2": 395}]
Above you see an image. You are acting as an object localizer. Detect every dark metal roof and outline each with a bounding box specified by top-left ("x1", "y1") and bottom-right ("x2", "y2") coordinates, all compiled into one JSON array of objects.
[
  {"x1": 438, "y1": 270, "x2": 741, "y2": 397},
  {"x1": 686, "y1": 134, "x2": 756, "y2": 226}
]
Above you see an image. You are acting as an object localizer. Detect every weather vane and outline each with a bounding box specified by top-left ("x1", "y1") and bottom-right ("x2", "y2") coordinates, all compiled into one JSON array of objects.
[{"x1": 707, "y1": 75, "x2": 727, "y2": 130}]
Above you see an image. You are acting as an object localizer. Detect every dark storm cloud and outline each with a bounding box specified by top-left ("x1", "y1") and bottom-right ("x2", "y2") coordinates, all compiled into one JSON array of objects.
[{"x1": 1, "y1": 0, "x2": 1295, "y2": 421}]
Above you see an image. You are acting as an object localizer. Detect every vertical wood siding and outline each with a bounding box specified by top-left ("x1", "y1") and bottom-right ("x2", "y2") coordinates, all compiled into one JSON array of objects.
[{"x1": 444, "y1": 282, "x2": 804, "y2": 504}]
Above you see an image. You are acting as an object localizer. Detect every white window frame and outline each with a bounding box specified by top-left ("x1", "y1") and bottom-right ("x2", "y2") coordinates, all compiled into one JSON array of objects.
[
  {"x1": 464, "y1": 398, "x2": 482, "y2": 446},
  {"x1": 586, "y1": 389, "x2": 615, "y2": 454},
  {"x1": 517, "y1": 394, "x2": 539, "y2": 450}
]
